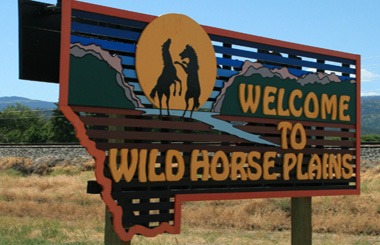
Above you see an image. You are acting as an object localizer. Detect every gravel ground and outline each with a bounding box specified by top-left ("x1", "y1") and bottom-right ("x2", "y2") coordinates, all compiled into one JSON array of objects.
[
  {"x1": 0, "y1": 146, "x2": 93, "y2": 174},
  {"x1": 0, "y1": 145, "x2": 91, "y2": 159},
  {"x1": 360, "y1": 146, "x2": 380, "y2": 168}
]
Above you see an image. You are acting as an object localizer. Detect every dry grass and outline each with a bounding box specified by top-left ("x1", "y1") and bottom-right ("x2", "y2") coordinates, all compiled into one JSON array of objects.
[
  {"x1": 0, "y1": 160, "x2": 104, "y2": 244},
  {"x1": 182, "y1": 164, "x2": 380, "y2": 237},
  {"x1": 182, "y1": 199, "x2": 290, "y2": 232},
  {"x1": 0, "y1": 173, "x2": 102, "y2": 221},
  {"x1": 0, "y1": 157, "x2": 379, "y2": 244}
]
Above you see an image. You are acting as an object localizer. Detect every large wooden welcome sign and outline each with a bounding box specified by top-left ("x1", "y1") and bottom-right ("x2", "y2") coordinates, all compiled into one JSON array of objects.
[{"x1": 59, "y1": 0, "x2": 360, "y2": 241}]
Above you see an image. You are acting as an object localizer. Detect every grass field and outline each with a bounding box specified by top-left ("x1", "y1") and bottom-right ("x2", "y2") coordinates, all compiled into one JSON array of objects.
[{"x1": 0, "y1": 157, "x2": 379, "y2": 244}]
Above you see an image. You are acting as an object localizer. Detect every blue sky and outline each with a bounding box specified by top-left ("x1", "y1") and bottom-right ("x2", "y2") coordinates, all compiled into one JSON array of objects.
[{"x1": 1, "y1": 0, "x2": 379, "y2": 102}]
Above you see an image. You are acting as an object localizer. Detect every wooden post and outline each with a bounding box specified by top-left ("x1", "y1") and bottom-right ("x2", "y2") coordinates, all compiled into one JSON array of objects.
[
  {"x1": 104, "y1": 208, "x2": 131, "y2": 244},
  {"x1": 104, "y1": 114, "x2": 131, "y2": 244},
  {"x1": 291, "y1": 197, "x2": 312, "y2": 245}
]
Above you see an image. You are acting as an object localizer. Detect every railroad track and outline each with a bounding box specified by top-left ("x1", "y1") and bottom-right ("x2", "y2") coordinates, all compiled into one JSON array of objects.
[{"x1": 360, "y1": 142, "x2": 380, "y2": 148}]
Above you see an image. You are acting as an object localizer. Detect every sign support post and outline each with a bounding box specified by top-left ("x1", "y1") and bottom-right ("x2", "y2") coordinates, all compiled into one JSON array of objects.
[
  {"x1": 105, "y1": 208, "x2": 131, "y2": 245},
  {"x1": 104, "y1": 114, "x2": 131, "y2": 245},
  {"x1": 291, "y1": 197, "x2": 312, "y2": 245}
]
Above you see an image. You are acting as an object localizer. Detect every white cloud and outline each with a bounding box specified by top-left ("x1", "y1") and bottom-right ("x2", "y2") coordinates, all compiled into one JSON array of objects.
[
  {"x1": 361, "y1": 68, "x2": 380, "y2": 82},
  {"x1": 361, "y1": 91, "x2": 380, "y2": 96},
  {"x1": 361, "y1": 88, "x2": 380, "y2": 96}
]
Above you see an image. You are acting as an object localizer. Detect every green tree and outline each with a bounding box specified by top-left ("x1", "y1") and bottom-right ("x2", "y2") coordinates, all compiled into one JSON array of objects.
[
  {"x1": 47, "y1": 106, "x2": 78, "y2": 143},
  {"x1": 361, "y1": 134, "x2": 380, "y2": 142},
  {"x1": 0, "y1": 104, "x2": 49, "y2": 143}
]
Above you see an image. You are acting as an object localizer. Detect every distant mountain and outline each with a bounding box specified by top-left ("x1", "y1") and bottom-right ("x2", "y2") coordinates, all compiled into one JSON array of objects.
[
  {"x1": 0, "y1": 96, "x2": 57, "y2": 111},
  {"x1": 361, "y1": 96, "x2": 380, "y2": 135}
]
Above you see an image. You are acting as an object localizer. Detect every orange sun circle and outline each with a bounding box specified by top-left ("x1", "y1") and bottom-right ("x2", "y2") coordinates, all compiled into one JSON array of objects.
[{"x1": 135, "y1": 14, "x2": 216, "y2": 112}]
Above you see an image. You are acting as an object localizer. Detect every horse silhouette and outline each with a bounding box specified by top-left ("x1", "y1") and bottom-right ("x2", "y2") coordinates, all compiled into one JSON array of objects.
[
  {"x1": 174, "y1": 44, "x2": 200, "y2": 118},
  {"x1": 150, "y1": 38, "x2": 182, "y2": 116}
]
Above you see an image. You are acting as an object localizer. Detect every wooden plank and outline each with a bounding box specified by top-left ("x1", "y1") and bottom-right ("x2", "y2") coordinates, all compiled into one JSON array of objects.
[
  {"x1": 208, "y1": 32, "x2": 357, "y2": 65},
  {"x1": 72, "y1": 22, "x2": 141, "y2": 41},
  {"x1": 215, "y1": 80, "x2": 225, "y2": 88},
  {"x1": 71, "y1": 106, "x2": 144, "y2": 115},
  {"x1": 217, "y1": 68, "x2": 238, "y2": 78},
  {"x1": 87, "y1": 129, "x2": 246, "y2": 143},
  {"x1": 238, "y1": 125, "x2": 356, "y2": 138},
  {"x1": 265, "y1": 137, "x2": 356, "y2": 148},
  {"x1": 213, "y1": 45, "x2": 355, "y2": 74},
  {"x1": 173, "y1": 185, "x2": 355, "y2": 195},
  {"x1": 215, "y1": 57, "x2": 352, "y2": 81},
  {"x1": 120, "y1": 55, "x2": 135, "y2": 66},
  {"x1": 71, "y1": 35, "x2": 136, "y2": 53},
  {"x1": 216, "y1": 57, "x2": 243, "y2": 69},
  {"x1": 117, "y1": 178, "x2": 356, "y2": 191},
  {"x1": 235, "y1": 125, "x2": 282, "y2": 135},
  {"x1": 73, "y1": 9, "x2": 148, "y2": 29},
  {"x1": 123, "y1": 213, "x2": 174, "y2": 224},
  {"x1": 215, "y1": 115, "x2": 357, "y2": 129},
  {"x1": 123, "y1": 69, "x2": 137, "y2": 79},
  {"x1": 95, "y1": 142, "x2": 355, "y2": 155},
  {"x1": 81, "y1": 116, "x2": 213, "y2": 131},
  {"x1": 201, "y1": 101, "x2": 214, "y2": 110},
  {"x1": 130, "y1": 202, "x2": 174, "y2": 212}
]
